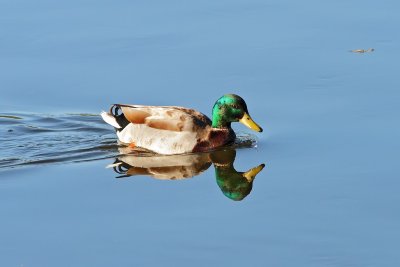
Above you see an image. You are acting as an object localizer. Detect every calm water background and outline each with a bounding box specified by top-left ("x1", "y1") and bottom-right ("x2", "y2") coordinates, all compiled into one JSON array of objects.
[{"x1": 1, "y1": 0, "x2": 400, "y2": 266}]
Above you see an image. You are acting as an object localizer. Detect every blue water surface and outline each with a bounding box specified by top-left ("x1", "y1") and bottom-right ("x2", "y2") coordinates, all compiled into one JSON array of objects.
[{"x1": 1, "y1": 0, "x2": 400, "y2": 266}]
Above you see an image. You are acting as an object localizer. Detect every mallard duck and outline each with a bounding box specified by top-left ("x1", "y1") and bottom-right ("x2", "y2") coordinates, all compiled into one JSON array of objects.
[{"x1": 101, "y1": 94, "x2": 262, "y2": 155}]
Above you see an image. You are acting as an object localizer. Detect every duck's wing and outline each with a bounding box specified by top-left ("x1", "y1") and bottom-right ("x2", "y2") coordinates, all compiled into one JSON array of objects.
[{"x1": 116, "y1": 104, "x2": 212, "y2": 133}]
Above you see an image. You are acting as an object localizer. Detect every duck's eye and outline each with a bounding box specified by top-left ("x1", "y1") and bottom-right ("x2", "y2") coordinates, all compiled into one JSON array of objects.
[{"x1": 231, "y1": 104, "x2": 240, "y2": 109}]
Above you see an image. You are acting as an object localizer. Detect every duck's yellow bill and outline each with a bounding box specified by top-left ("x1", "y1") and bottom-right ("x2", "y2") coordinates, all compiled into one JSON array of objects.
[
  {"x1": 243, "y1": 163, "x2": 265, "y2": 182},
  {"x1": 239, "y1": 112, "x2": 263, "y2": 132}
]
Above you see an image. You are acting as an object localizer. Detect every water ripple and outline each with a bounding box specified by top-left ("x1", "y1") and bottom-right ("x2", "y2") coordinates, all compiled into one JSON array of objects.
[{"x1": 0, "y1": 113, "x2": 119, "y2": 169}]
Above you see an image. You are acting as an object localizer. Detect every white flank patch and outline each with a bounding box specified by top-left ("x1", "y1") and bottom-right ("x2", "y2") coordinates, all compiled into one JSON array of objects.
[
  {"x1": 100, "y1": 111, "x2": 121, "y2": 129},
  {"x1": 117, "y1": 123, "x2": 198, "y2": 155}
]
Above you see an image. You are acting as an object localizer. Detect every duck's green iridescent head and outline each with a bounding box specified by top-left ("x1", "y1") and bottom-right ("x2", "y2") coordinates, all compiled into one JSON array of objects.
[{"x1": 211, "y1": 94, "x2": 263, "y2": 132}]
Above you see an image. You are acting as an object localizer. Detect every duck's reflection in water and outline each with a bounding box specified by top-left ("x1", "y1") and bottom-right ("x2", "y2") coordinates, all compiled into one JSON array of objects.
[{"x1": 109, "y1": 147, "x2": 265, "y2": 201}]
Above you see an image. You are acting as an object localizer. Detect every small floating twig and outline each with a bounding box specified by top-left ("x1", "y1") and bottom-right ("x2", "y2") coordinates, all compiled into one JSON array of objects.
[{"x1": 349, "y1": 48, "x2": 375, "y2": 53}]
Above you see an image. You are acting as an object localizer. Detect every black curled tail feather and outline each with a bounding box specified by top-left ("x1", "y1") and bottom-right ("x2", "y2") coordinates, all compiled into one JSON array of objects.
[{"x1": 110, "y1": 104, "x2": 130, "y2": 131}]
